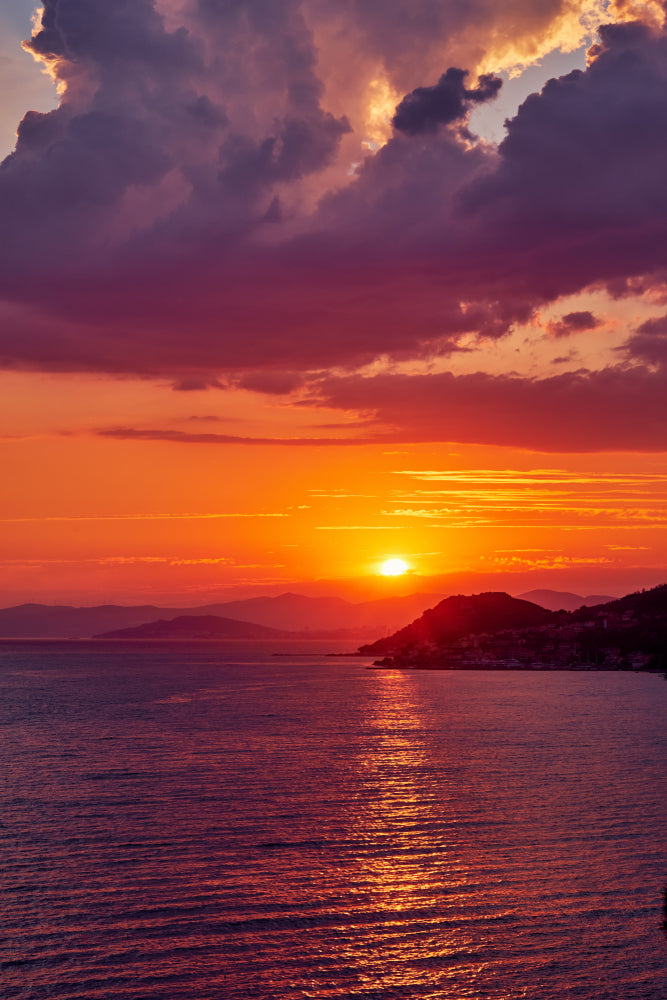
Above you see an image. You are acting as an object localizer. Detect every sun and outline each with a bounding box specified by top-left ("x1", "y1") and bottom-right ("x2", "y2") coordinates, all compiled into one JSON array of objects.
[{"x1": 380, "y1": 558, "x2": 409, "y2": 576}]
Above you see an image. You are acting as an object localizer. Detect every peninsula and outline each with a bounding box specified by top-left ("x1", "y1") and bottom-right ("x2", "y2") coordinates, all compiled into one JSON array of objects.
[{"x1": 359, "y1": 586, "x2": 667, "y2": 671}]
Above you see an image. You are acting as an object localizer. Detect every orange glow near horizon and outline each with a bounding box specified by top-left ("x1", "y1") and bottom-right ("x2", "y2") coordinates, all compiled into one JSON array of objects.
[{"x1": 1, "y1": 370, "x2": 667, "y2": 607}]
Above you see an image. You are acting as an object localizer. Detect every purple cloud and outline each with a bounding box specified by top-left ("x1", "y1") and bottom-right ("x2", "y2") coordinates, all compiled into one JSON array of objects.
[
  {"x1": 624, "y1": 314, "x2": 667, "y2": 366},
  {"x1": 310, "y1": 365, "x2": 667, "y2": 452},
  {"x1": 548, "y1": 311, "x2": 602, "y2": 337},
  {"x1": 98, "y1": 426, "x2": 385, "y2": 446},
  {"x1": 392, "y1": 68, "x2": 501, "y2": 134},
  {"x1": 2, "y1": 2, "x2": 667, "y2": 454}
]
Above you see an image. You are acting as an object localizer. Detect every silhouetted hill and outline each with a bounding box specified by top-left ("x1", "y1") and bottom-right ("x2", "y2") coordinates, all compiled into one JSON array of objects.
[
  {"x1": 359, "y1": 592, "x2": 557, "y2": 655},
  {"x1": 96, "y1": 616, "x2": 292, "y2": 640},
  {"x1": 364, "y1": 583, "x2": 667, "y2": 671},
  {"x1": 199, "y1": 591, "x2": 444, "y2": 633},
  {"x1": 555, "y1": 583, "x2": 667, "y2": 669},
  {"x1": 571, "y1": 583, "x2": 667, "y2": 620},
  {"x1": 517, "y1": 590, "x2": 615, "y2": 612},
  {"x1": 0, "y1": 592, "x2": 443, "y2": 638},
  {"x1": 0, "y1": 603, "x2": 183, "y2": 638},
  {"x1": 214, "y1": 592, "x2": 351, "y2": 630}
]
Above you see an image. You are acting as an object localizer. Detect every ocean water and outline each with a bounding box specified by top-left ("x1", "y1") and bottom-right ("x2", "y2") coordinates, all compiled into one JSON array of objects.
[{"x1": 0, "y1": 639, "x2": 665, "y2": 1000}]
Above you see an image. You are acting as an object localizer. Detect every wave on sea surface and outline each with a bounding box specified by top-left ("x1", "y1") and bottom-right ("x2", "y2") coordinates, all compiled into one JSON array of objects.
[{"x1": 0, "y1": 640, "x2": 665, "y2": 999}]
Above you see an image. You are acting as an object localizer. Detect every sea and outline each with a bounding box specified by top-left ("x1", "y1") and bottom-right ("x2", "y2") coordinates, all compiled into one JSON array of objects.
[{"x1": 1, "y1": 638, "x2": 665, "y2": 1000}]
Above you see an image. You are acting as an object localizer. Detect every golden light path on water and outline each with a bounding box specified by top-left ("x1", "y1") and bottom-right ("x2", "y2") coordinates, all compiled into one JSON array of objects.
[{"x1": 341, "y1": 670, "x2": 486, "y2": 993}]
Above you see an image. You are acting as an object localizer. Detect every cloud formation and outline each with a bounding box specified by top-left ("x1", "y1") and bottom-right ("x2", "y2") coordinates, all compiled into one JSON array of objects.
[
  {"x1": 2, "y1": 1, "x2": 667, "y2": 450},
  {"x1": 625, "y1": 313, "x2": 667, "y2": 365},
  {"x1": 392, "y1": 68, "x2": 502, "y2": 135},
  {"x1": 97, "y1": 426, "x2": 383, "y2": 446},
  {"x1": 547, "y1": 311, "x2": 602, "y2": 337},
  {"x1": 310, "y1": 365, "x2": 667, "y2": 452}
]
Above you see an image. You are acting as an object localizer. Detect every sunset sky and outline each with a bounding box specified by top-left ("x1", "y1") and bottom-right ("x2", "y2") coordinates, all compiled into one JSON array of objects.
[{"x1": 2, "y1": 0, "x2": 667, "y2": 605}]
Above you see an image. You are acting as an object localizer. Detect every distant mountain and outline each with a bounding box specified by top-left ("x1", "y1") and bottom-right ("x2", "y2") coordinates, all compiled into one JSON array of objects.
[
  {"x1": 570, "y1": 583, "x2": 667, "y2": 621},
  {"x1": 517, "y1": 590, "x2": 615, "y2": 612},
  {"x1": 359, "y1": 592, "x2": 556, "y2": 655},
  {"x1": 350, "y1": 593, "x2": 447, "y2": 633},
  {"x1": 195, "y1": 591, "x2": 444, "y2": 634},
  {"x1": 0, "y1": 592, "x2": 443, "y2": 639},
  {"x1": 95, "y1": 615, "x2": 293, "y2": 640},
  {"x1": 0, "y1": 603, "x2": 183, "y2": 639}
]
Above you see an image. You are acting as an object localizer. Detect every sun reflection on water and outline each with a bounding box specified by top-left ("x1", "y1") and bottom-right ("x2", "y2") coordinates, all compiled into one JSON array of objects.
[{"x1": 340, "y1": 669, "x2": 490, "y2": 993}]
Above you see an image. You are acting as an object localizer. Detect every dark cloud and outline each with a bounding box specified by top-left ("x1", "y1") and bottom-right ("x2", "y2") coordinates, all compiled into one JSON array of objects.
[
  {"x1": 0, "y1": 0, "x2": 349, "y2": 274},
  {"x1": 3, "y1": 2, "x2": 667, "y2": 460},
  {"x1": 461, "y1": 20, "x2": 667, "y2": 267},
  {"x1": 237, "y1": 371, "x2": 305, "y2": 395},
  {"x1": 552, "y1": 352, "x2": 578, "y2": 364},
  {"x1": 0, "y1": 0, "x2": 204, "y2": 269},
  {"x1": 306, "y1": 14, "x2": 667, "y2": 363},
  {"x1": 311, "y1": 365, "x2": 667, "y2": 452},
  {"x1": 218, "y1": 112, "x2": 349, "y2": 199},
  {"x1": 392, "y1": 68, "x2": 501, "y2": 135},
  {"x1": 26, "y1": 0, "x2": 194, "y2": 66},
  {"x1": 548, "y1": 311, "x2": 602, "y2": 337},
  {"x1": 172, "y1": 375, "x2": 225, "y2": 392},
  {"x1": 624, "y1": 314, "x2": 667, "y2": 366},
  {"x1": 98, "y1": 427, "x2": 384, "y2": 446},
  {"x1": 186, "y1": 414, "x2": 231, "y2": 422},
  {"x1": 185, "y1": 96, "x2": 228, "y2": 129}
]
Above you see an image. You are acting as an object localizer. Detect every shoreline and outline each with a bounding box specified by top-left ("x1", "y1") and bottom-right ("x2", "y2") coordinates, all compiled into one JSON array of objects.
[{"x1": 366, "y1": 662, "x2": 665, "y2": 673}]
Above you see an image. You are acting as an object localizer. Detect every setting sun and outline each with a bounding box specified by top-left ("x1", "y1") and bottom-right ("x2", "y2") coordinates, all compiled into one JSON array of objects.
[{"x1": 380, "y1": 558, "x2": 409, "y2": 576}]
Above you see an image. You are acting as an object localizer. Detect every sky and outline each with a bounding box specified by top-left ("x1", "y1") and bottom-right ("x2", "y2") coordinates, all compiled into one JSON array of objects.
[{"x1": 2, "y1": 0, "x2": 667, "y2": 606}]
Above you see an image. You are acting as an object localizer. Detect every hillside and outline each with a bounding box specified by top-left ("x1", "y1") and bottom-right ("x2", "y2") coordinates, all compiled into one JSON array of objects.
[
  {"x1": 95, "y1": 615, "x2": 293, "y2": 640},
  {"x1": 362, "y1": 584, "x2": 667, "y2": 670},
  {"x1": 198, "y1": 591, "x2": 443, "y2": 633},
  {"x1": 0, "y1": 603, "x2": 180, "y2": 639},
  {"x1": 359, "y1": 592, "x2": 557, "y2": 655},
  {"x1": 0, "y1": 591, "x2": 443, "y2": 638},
  {"x1": 517, "y1": 590, "x2": 615, "y2": 612},
  {"x1": 571, "y1": 583, "x2": 667, "y2": 621}
]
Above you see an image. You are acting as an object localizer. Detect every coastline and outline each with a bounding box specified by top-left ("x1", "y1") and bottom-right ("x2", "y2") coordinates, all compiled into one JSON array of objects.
[{"x1": 366, "y1": 661, "x2": 666, "y2": 672}]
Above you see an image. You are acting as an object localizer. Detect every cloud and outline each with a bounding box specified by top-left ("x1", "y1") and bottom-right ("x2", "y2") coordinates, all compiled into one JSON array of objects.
[
  {"x1": 624, "y1": 313, "x2": 667, "y2": 365},
  {"x1": 97, "y1": 426, "x2": 386, "y2": 446},
  {"x1": 548, "y1": 310, "x2": 602, "y2": 337},
  {"x1": 460, "y1": 19, "x2": 667, "y2": 286},
  {"x1": 310, "y1": 0, "x2": 604, "y2": 94},
  {"x1": 0, "y1": 511, "x2": 288, "y2": 521},
  {"x1": 380, "y1": 466, "x2": 667, "y2": 528},
  {"x1": 97, "y1": 354, "x2": 667, "y2": 452},
  {"x1": 1, "y1": 0, "x2": 349, "y2": 270},
  {"x1": 172, "y1": 375, "x2": 225, "y2": 391},
  {"x1": 2, "y1": 1, "x2": 667, "y2": 458},
  {"x1": 315, "y1": 525, "x2": 403, "y2": 530},
  {"x1": 236, "y1": 370, "x2": 305, "y2": 395},
  {"x1": 310, "y1": 364, "x2": 667, "y2": 452},
  {"x1": 392, "y1": 68, "x2": 502, "y2": 135}
]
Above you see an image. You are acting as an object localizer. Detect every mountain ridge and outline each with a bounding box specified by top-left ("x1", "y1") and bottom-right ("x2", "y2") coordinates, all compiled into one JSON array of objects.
[
  {"x1": 94, "y1": 615, "x2": 294, "y2": 640},
  {"x1": 360, "y1": 584, "x2": 667, "y2": 670},
  {"x1": 359, "y1": 592, "x2": 556, "y2": 655},
  {"x1": 0, "y1": 591, "x2": 444, "y2": 639},
  {"x1": 517, "y1": 589, "x2": 615, "y2": 612}
]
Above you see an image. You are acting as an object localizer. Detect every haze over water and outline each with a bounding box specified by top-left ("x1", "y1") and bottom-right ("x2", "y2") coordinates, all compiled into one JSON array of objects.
[{"x1": 1, "y1": 639, "x2": 666, "y2": 999}]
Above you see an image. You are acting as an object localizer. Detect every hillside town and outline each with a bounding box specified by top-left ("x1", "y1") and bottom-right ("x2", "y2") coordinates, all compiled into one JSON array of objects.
[{"x1": 366, "y1": 586, "x2": 667, "y2": 672}]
